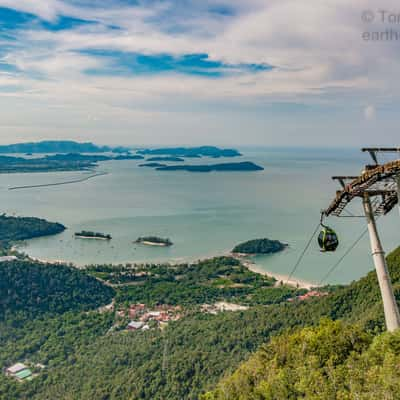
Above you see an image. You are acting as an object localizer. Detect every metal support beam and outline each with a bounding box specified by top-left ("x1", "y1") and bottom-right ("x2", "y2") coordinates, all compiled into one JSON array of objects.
[
  {"x1": 397, "y1": 175, "x2": 400, "y2": 217},
  {"x1": 368, "y1": 150, "x2": 378, "y2": 165},
  {"x1": 363, "y1": 193, "x2": 400, "y2": 332}
]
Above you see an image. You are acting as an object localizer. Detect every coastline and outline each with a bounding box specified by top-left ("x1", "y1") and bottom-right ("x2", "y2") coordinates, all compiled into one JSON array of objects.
[
  {"x1": 238, "y1": 258, "x2": 318, "y2": 290},
  {"x1": 21, "y1": 247, "x2": 317, "y2": 289},
  {"x1": 28, "y1": 255, "x2": 68, "y2": 265},
  {"x1": 137, "y1": 241, "x2": 169, "y2": 247}
]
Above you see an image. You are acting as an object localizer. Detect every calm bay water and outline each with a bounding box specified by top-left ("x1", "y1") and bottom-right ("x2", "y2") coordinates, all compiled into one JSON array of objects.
[{"x1": 1, "y1": 148, "x2": 399, "y2": 285}]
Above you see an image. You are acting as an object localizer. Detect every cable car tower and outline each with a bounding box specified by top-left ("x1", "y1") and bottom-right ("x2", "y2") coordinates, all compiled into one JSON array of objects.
[{"x1": 323, "y1": 148, "x2": 400, "y2": 332}]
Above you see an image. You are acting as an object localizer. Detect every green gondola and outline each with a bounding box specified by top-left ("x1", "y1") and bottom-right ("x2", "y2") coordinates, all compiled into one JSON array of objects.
[{"x1": 318, "y1": 225, "x2": 339, "y2": 252}]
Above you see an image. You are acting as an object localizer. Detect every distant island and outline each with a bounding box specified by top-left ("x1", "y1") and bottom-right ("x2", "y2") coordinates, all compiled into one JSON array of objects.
[
  {"x1": 114, "y1": 154, "x2": 144, "y2": 160},
  {"x1": 138, "y1": 146, "x2": 242, "y2": 158},
  {"x1": 44, "y1": 153, "x2": 143, "y2": 162},
  {"x1": 135, "y1": 236, "x2": 173, "y2": 246},
  {"x1": 74, "y1": 231, "x2": 112, "y2": 240},
  {"x1": 0, "y1": 140, "x2": 130, "y2": 154},
  {"x1": 139, "y1": 162, "x2": 167, "y2": 168},
  {"x1": 44, "y1": 153, "x2": 110, "y2": 162},
  {"x1": 146, "y1": 156, "x2": 185, "y2": 162},
  {"x1": 232, "y1": 238, "x2": 287, "y2": 255},
  {"x1": 155, "y1": 161, "x2": 264, "y2": 172},
  {"x1": 0, "y1": 154, "x2": 97, "y2": 173},
  {"x1": 0, "y1": 152, "x2": 143, "y2": 174}
]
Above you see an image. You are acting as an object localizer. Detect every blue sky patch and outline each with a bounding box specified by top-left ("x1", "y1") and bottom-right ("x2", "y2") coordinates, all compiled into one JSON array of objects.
[
  {"x1": 0, "y1": 62, "x2": 19, "y2": 73},
  {"x1": 0, "y1": 7, "x2": 35, "y2": 30},
  {"x1": 82, "y1": 50, "x2": 272, "y2": 77},
  {"x1": 0, "y1": 6, "x2": 96, "y2": 32},
  {"x1": 207, "y1": 4, "x2": 235, "y2": 16},
  {"x1": 41, "y1": 16, "x2": 97, "y2": 31}
]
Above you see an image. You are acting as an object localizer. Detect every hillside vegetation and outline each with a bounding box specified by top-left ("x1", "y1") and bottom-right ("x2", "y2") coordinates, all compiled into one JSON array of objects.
[
  {"x1": 203, "y1": 319, "x2": 400, "y2": 400},
  {"x1": 0, "y1": 260, "x2": 114, "y2": 318},
  {"x1": 0, "y1": 248, "x2": 399, "y2": 399},
  {"x1": 86, "y1": 256, "x2": 299, "y2": 307},
  {"x1": 202, "y1": 247, "x2": 400, "y2": 399}
]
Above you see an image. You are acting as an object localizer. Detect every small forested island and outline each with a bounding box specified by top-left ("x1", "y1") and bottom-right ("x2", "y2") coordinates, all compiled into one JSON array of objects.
[
  {"x1": 232, "y1": 238, "x2": 287, "y2": 255},
  {"x1": 75, "y1": 231, "x2": 112, "y2": 240},
  {"x1": 0, "y1": 140, "x2": 129, "y2": 154},
  {"x1": 138, "y1": 146, "x2": 242, "y2": 158},
  {"x1": 146, "y1": 156, "x2": 185, "y2": 162},
  {"x1": 0, "y1": 214, "x2": 65, "y2": 246},
  {"x1": 114, "y1": 154, "x2": 144, "y2": 160},
  {"x1": 138, "y1": 162, "x2": 167, "y2": 168},
  {"x1": 44, "y1": 153, "x2": 110, "y2": 162},
  {"x1": 135, "y1": 236, "x2": 173, "y2": 246},
  {"x1": 156, "y1": 161, "x2": 264, "y2": 172},
  {"x1": 44, "y1": 153, "x2": 144, "y2": 162}
]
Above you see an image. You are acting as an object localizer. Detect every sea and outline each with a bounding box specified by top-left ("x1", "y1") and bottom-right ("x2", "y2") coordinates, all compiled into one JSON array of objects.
[{"x1": 1, "y1": 147, "x2": 399, "y2": 285}]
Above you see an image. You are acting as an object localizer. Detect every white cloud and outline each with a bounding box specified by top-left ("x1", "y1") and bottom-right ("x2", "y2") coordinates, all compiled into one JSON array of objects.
[
  {"x1": 0, "y1": 0, "x2": 61, "y2": 21},
  {"x1": 0, "y1": 0, "x2": 399, "y2": 145}
]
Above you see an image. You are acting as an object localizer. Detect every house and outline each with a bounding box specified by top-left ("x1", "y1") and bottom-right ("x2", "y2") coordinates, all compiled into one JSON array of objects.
[
  {"x1": 297, "y1": 290, "x2": 328, "y2": 301},
  {"x1": 6, "y1": 363, "x2": 27, "y2": 376},
  {"x1": 287, "y1": 290, "x2": 329, "y2": 302},
  {"x1": 128, "y1": 303, "x2": 146, "y2": 318},
  {"x1": 15, "y1": 369, "x2": 32, "y2": 381},
  {"x1": 148, "y1": 311, "x2": 161, "y2": 317},
  {"x1": 127, "y1": 321, "x2": 144, "y2": 331},
  {"x1": 0, "y1": 256, "x2": 17, "y2": 263},
  {"x1": 5, "y1": 363, "x2": 32, "y2": 381}
]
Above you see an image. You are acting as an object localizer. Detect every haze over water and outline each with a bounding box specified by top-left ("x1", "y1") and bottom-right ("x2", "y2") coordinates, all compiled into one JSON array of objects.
[{"x1": 1, "y1": 147, "x2": 399, "y2": 285}]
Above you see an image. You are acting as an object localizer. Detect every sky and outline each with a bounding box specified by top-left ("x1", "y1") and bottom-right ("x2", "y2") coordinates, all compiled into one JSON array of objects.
[{"x1": 0, "y1": 0, "x2": 399, "y2": 146}]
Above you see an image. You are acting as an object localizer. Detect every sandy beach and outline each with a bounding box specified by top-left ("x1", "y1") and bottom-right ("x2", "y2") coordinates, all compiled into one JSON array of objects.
[
  {"x1": 24, "y1": 249, "x2": 317, "y2": 289},
  {"x1": 75, "y1": 235, "x2": 111, "y2": 240},
  {"x1": 239, "y1": 259, "x2": 318, "y2": 290},
  {"x1": 139, "y1": 241, "x2": 169, "y2": 247},
  {"x1": 28, "y1": 255, "x2": 69, "y2": 265}
]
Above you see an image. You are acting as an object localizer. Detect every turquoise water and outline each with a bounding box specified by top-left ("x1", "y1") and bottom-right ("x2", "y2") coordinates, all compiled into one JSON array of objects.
[{"x1": 1, "y1": 148, "x2": 399, "y2": 285}]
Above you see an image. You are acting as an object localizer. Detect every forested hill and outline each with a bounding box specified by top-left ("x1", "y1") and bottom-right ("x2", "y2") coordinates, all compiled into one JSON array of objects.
[
  {"x1": 0, "y1": 260, "x2": 114, "y2": 318},
  {"x1": 202, "y1": 319, "x2": 400, "y2": 400},
  {"x1": 313, "y1": 246, "x2": 400, "y2": 328},
  {"x1": 202, "y1": 247, "x2": 400, "y2": 399},
  {"x1": 0, "y1": 140, "x2": 128, "y2": 153},
  {"x1": 0, "y1": 214, "x2": 65, "y2": 244},
  {"x1": 0, "y1": 249, "x2": 399, "y2": 399}
]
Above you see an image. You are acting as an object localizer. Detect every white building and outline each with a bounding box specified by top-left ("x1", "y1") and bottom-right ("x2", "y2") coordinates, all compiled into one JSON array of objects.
[
  {"x1": 0, "y1": 256, "x2": 17, "y2": 263},
  {"x1": 127, "y1": 321, "x2": 144, "y2": 331},
  {"x1": 6, "y1": 363, "x2": 27, "y2": 376}
]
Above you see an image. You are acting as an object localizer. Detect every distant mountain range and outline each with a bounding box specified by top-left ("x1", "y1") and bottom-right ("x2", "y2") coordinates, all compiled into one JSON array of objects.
[{"x1": 0, "y1": 140, "x2": 130, "y2": 154}]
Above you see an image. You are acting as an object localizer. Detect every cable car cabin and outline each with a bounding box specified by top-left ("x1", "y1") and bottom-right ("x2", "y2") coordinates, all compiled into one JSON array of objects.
[{"x1": 318, "y1": 227, "x2": 339, "y2": 252}]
